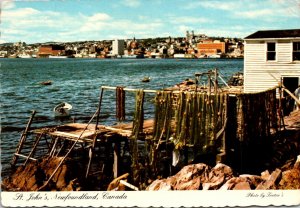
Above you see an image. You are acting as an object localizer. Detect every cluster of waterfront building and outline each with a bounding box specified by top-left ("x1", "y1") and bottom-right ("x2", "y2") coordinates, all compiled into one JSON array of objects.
[{"x1": 0, "y1": 31, "x2": 244, "y2": 59}]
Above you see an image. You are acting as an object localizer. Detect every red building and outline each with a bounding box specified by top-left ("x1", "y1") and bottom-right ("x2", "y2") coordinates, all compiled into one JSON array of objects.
[
  {"x1": 197, "y1": 40, "x2": 227, "y2": 56},
  {"x1": 38, "y1": 45, "x2": 65, "y2": 58}
]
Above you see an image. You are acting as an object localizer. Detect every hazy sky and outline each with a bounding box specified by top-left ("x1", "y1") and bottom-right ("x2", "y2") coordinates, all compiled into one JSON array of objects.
[{"x1": 1, "y1": 0, "x2": 300, "y2": 44}]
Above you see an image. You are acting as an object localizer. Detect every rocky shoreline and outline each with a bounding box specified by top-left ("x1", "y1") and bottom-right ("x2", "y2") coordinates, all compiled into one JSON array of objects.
[{"x1": 147, "y1": 156, "x2": 300, "y2": 190}]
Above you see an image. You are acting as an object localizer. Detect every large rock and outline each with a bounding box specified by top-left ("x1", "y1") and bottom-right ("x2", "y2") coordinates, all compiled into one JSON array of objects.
[
  {"x1": 202, "y1": 163, "x2": 233, "y2": 190},
  {"x1": 147, "y1": 163, "x2": 234, "y2": 190},
  {"x1": 277, "y1": 155, "x2": 300, "y2": 189},
  {"x1": 2, "y1": 157, "x2": 82, "y2": 191},
  {"x1": 220, "y1": 175, "x2": 262, "y2": 190},
  {"x1": 147, "y1": 163, "x2": 210, "y2": 190}
]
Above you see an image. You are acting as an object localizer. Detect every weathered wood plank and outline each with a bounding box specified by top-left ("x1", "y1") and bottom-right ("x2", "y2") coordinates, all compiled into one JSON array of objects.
[{"x1": 256, "y1": 168, "x2": 282, "y2": 190}]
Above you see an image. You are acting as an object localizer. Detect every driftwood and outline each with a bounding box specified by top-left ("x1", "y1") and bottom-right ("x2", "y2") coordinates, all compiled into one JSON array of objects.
[
  {"x1": 119, "y1": 180, "x2": 139, "y2": 191},
  {"x1": 256, "y1": 169, "x2": 282, "y2": 190},
  {"x1": 107, "y1": 173, "x2": 129, "y2": 191}
]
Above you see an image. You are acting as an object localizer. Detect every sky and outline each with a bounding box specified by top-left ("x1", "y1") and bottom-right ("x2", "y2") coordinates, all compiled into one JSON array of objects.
[{"x1": 1, "y1": 0, "x2": 300, "y2": 44}]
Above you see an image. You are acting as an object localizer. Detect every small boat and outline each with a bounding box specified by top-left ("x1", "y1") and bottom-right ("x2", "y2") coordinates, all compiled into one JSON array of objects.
[
  {"x1": 40, "y1": 80, "x2": 52, "y2": 85},
  {"x1": 53, "y1": 102, "x2": 72, "y2": 117},
  {"x1": 208, "y1": 54, "x2": 221, "y2": 59},
  {"x1": 18, "y1": 54, "x2": 32, "y2": 58},
  {"x1": 49, "y1": 55, "x2": 68, "y2": 59},
  {"x1": 141, "y1": 76, "x2": 151, "y2": 82}
]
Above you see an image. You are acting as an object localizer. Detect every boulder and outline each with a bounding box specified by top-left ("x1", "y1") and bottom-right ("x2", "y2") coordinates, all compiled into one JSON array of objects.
[
  {"x1": 147, "y1": 163, "x2": 210, "y2": 190},
  {"x1": 202, "y1": 163, "x2": 233, "y2": 190},
  {"x1": 2, "y1": 157, "x2": 83, "y2": 191},
  {"x1": 277, "y1": 156, "x2": 300, "y2": 189}
]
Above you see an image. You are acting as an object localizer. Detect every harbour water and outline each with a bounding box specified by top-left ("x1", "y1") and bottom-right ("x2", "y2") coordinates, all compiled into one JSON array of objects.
[{"x1": 0, "y1": 58, "x2": 243, "y2": 175}]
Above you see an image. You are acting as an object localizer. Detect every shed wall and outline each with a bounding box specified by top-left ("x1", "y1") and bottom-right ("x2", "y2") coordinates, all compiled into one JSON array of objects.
[{"x1": 244, "y1": 39, "x2": 300, "y2": 93}]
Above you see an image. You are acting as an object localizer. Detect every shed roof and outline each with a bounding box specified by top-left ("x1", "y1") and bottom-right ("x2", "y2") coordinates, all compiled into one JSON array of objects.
[{"x1": 244, "y1": 29, "x2": 300, "y2": 39}]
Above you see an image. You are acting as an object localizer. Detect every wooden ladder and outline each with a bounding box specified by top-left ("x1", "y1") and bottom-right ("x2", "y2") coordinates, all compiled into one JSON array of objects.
[{"x1": 11, "y1": 111, "x2": 37, "y2": 166}]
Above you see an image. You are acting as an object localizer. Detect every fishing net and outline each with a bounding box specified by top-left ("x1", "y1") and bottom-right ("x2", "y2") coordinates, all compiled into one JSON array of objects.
[
  {"x1": 172, "y1": 92, "x2": 228, "y2": 153},
  {"x1": 130, "y1": 89, "x2": 145, "y2": 185},
  {"x1": 235, "y1": 87, "x2": 277, "y2": 143}
]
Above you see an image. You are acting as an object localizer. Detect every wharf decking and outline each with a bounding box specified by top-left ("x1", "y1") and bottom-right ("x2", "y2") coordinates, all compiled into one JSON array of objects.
[{"x1": 31, "y1": 120, "x2": 154, "y2": 142}]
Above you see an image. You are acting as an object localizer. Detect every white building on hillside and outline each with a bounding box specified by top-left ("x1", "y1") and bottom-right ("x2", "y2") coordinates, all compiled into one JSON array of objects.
[
  {"x1": 112, "y1": 39, "x2": 124, "y2": 56},
  {"x1": 244, "y1": 29, "x2": 300, "y2": 93}
]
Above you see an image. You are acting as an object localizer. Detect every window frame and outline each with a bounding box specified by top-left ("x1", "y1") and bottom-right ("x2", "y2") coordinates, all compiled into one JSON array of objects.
[
  {"x1": 266, "y1": 41, "x2": 277, "y2": 62},
  {"x1": 292, "y1": 41, "x2": 300, "y2": 62}
]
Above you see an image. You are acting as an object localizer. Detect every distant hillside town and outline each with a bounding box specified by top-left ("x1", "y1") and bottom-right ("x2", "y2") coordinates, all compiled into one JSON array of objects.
[{"x1": 0, "y1": 31, "x2": 244, "y2": 59}]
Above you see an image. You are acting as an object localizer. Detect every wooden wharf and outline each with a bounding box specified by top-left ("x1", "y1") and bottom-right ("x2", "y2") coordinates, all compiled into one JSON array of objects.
[{"x1": 9, "y1": 68, "x2": 300, "y2": 191}]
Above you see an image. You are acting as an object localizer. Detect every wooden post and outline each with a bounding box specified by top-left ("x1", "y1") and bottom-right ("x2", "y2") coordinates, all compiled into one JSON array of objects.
[
  {"x1": 85, "y1": 134, "x2": 98, "y2": 178},
  {"x1": 113, "y1": 141, "x2": 120, "y2": 178},
  {"x1": 214, "y1": 68, "x2": 218, "y2": 95},
  {"x1": 278, "y1": 84, "x2": 285, "y2": 130},
  {"x1": 95, "y1": 87, "x2": 104, "y2": 130},
  {"x1": 49, "y1": 137, "x2": 59, "y2": 157},
  {"x1": 11, "y1": 110, "x2": 36, "y2": 166},
  {"x1": 208, "y1": 72, "x2": 211, "y2": 96}
]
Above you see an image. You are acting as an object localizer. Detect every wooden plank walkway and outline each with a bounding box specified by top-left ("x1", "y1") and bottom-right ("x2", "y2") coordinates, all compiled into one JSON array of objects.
[{"x1": 31, "y1": 119, "x2": 155, "y2": 142}]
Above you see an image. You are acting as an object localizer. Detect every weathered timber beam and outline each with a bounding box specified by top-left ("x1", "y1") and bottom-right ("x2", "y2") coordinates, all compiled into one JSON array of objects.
[{"x1": 283, "y1": 87, "x2": 300, "y2": 106}]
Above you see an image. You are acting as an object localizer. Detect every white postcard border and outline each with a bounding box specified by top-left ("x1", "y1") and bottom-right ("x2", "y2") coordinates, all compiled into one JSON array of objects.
[{"x1": 1, "y1": 190, "x2": 300, "y2": 207}]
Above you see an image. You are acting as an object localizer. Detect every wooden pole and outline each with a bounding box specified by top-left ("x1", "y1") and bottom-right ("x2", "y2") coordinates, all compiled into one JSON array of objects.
[
  {"x1": 283, "y1": 87, "x2": 300, "y2": 106},
  {"x1": 120, "y1": 180, "x2": 139, "y2": 191},
  {"x1": 95, "y1": 87, "x2": 104, "y2": 130},
  {"x1": 85, "y1": 134, "x2": 98, "y2": 178},
  {"x1": 113, "y1": 141, "x2": 120, "y2": 178},
  {"x1": 107, "y1": 173, "x2": 129, "y2": 191},
  {"x1": 218, "y1": 74, "x2": 230, "y2": 88},
  {"x1": 214, "y1": 68, "x2": 218, "y2": 94},
  {"x1": 11, "y1": 110, "x2": 36, "y2": 166},
  {"x1": 49, "y1": 137, "x2": 59, "y2": 157},
  {"x1": 278, "y1": 84, "x2": 285, "y2": 130},
  {"x1": 208, "y1": 73, "x2": 211, "y2": 96}
]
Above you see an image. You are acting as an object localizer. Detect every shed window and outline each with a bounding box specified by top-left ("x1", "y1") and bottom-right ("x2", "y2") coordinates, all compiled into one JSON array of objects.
[
  {"x1": 267, "y1": 42, "x2": 276, "y2": 61},
  {"x1": 293, "y1": 42, "x2": 300, "y2": 61}
]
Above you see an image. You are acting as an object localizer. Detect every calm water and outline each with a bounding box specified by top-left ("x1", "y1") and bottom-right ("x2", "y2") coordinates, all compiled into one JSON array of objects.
[{"x1": 0, "y1": 58, "x2": 243, "y2": 175}]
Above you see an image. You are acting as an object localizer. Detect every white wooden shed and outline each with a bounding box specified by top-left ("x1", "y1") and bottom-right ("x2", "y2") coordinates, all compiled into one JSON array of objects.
[{"x1": 244, "y1": 29, "x2": 300, "y2": 93}]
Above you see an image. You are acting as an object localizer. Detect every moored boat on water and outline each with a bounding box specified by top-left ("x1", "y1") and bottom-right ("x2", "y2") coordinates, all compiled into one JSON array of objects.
[
  {"x1": 18, "y1": 54, "x2": 32, "y2": 58},
  {"x1": 39, "y1": 80, "x2": 52, "y2": 85},
  {"x1": 141, "y1": 76, "x2": 151, "y2": 82},
  {"x1": 53, "y1": 102, "x2": 72, "y2": 117},
  {"x1": 49, "y1": 55, "x2": 68, "y2": 59},
  {"x1": 208, "y1": 54, "x2": 221, "y2": 58}
]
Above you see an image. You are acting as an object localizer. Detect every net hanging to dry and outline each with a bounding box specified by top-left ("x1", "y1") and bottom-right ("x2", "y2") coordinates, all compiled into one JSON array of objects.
[
  {"x1": 172, "y1": 91, "x2": 227, "y2": 153},
  {"x1": 235, "y1": 88, "x2": 277, "y2": 143},
  {"x1": 151, "y1": 90, "x2": 228, "y2": 154},
  {"x1": 153, "y1": 91, "x2": 173, "y2": 142},
  {"x1": 130, "y1": 89, "x2": 145, "y2": 177}
]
